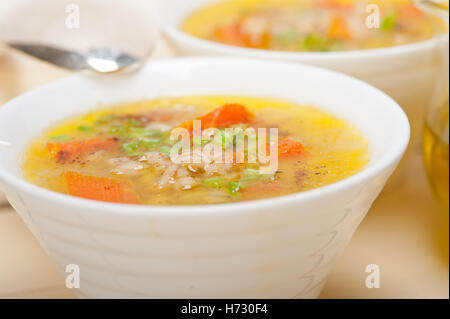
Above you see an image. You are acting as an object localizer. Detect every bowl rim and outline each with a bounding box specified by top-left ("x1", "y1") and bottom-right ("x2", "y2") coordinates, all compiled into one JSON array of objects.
[{"x1": 0, "y1": 57, "x2": 410, "y2": 217}]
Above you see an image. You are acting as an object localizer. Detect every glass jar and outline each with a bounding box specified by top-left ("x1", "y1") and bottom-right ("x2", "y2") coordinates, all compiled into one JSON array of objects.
[{"x1": 421, "y1": 1, "x2": 449, "y2": 212}]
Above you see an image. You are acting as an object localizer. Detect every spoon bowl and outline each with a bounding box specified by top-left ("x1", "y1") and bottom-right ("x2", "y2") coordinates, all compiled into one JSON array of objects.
[{"x1": 7, "y1": 43, "x2": 144, "y2": 74}]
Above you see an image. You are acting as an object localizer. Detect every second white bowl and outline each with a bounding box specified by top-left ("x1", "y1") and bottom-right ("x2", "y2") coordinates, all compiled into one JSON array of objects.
[{"x1": 152, "y1": 0, "x2": 445, "y2": 143}]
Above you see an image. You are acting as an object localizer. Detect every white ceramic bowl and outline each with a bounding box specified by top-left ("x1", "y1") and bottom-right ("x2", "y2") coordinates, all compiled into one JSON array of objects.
[
  {"x1": 152, "y1": 0, "x2": 446, "y2": 143},
  {"x1": 0, "y1": 58, "x2": 409, "y2": 298}
]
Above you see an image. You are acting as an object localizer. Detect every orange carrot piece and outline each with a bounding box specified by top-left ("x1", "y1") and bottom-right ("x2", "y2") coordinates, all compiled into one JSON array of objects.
[
  {"x1": 400, "y1": 4, "x2": 423, "y2": 18},
  {"x1": 178, "y1": 103, "x2": 254, "y2": 131},
  {"x1": 214, "y1": 23, "x2": 247, "y2": 47},
  {"x1": 65, "y1": 172, "x2": 138, "y2": 204},
  {"x1": 211, "y1": 103, "x2": 255, "y2": 127},
  {"x1": 328, "y1": 15, "x2": 351, "y2": 40},
  {"x1": 47, "y1": 137, "x2": 119, "y2": 163},
  {"x1": 278, "y1": 138, "x2": 304, "y2": 158}
]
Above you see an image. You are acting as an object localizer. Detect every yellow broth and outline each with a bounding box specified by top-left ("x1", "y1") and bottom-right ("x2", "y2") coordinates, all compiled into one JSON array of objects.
[
  {"x1": 182, "y1": 0, "x2": 444, "y2": 52},
  {"x1": 23, "y1": 96, "x2": 370, "y2": 205}
]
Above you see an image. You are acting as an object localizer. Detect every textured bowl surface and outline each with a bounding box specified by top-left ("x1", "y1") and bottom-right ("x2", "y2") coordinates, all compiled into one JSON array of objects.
[{"x1": 0, "y1": 58, "x2": 409, "y2": 298}]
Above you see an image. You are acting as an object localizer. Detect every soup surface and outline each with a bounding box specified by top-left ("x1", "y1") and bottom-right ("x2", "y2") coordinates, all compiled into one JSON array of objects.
[
  {"x1": 23, "y1": 96, "x2": 369, "y2": 205},
  {"x1": 182, "y1": 0, "x2": 442, "y2": 52}
]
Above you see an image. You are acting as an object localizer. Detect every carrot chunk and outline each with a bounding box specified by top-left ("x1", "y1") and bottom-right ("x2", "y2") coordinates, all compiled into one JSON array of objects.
[
  {"x1": 65, "y1": 172, "x2": 138, "y2": 204},
  {"x1": 328, "y1": 15, "x2": 351, "y2": 40},
  {"x1": 214, "y1": 23, "x2": 247, "y2": 47},
  {"x1": 400, "y1": 4, "x2": 423, "y2": 18},
  {"x1": 278, "y1": 138, "x2": 304, "y2": 158},
  {"x1": 47, "y1": 137, "x2": 119, "y2": 163},
  {"x1": 179, "y1": 103, "x2": 254, "y2": 131}
]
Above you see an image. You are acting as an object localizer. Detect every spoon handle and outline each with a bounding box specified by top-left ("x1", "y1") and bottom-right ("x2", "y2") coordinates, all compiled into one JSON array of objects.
[{"x1": 6, "y1": 42, "x2": 89, "y2": 71}]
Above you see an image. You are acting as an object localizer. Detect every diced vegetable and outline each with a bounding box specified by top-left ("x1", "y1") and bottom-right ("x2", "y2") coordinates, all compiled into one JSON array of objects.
[
  {"x1": 381, "y1": 13, "x2": 397, "y2": 31},
  {"x1": 139, "y1": 139, "x2": 161, "y2": 149},
  {"x1": 400, "y1": 4, "x2": 423, "y2": 18},
  {"x1": 65, "y1": 171, "x2": 138, "y2": 204},
  {"x1": 159, "y1": 146, "x2": 171, "y2": 154},
  {"x1": 203, "y1": 177, "x2": 225, "y2": 189},
  {"x1": 50, "y1": 135, "x2": 70, "y2": 142},
  {"x1": 328, "y1": 15, "x2": 350, "y2": 40},
  {"x1": 277, "y1": 29, "x2": 298, "y2": 45},
  {"x1": 241, "y1": 169, "x2": 262, "y2": 182},
  {"x1": 121, "y1": 142, "x2": 141, "y2": 156},
  {"x1": 245, "y1": 134, "x2": 258, "y2": 153},
  {"x1": 110, "y1": 125, "x2": 126, "y2": 136},
  {"x1": 278, "y1": 138, "x2": 304, "y2": 157},
  {"x1": 227, "y1": 181, "x2": 244, "y2": 196},
  {"x1": 47, "y1": 137, "x2": 119, "y2": 163},
  {"x1": 128, "y1": 127, "x2": 163, "y2": 138},
  {"x1": 300, "y1": 34, "x2": 329, "y2": 51},
  {"x1": 126, "y1": 118, "x2": 144, "y2": 127},
  {"x1": 77, "y1": 125, "x2": 92, "y2": 132},
  {"x1": 193, "y1": 136, "x2": 211, "y2": 146},
  {"x1": 109, "y1": 123, "x2": 163, "y2": 140},
  {"x1": 178, "y1": 103, "x2": 254, "y2": 131},
  {"x1": 213, "y1": 23, "x2": 247, "y2": 46},
  {"x1": 241, "y1": 169, "x2": 275, "y2": 182},
  {"x1": 212, "y1": 129, "x2": 233, "y2": 149},
  {"x1": 122, "y1": 138, "x2": 160, "y2": 157},
  {"x1": 212, "y1": 104, "x2": 255, "y2": 128}
]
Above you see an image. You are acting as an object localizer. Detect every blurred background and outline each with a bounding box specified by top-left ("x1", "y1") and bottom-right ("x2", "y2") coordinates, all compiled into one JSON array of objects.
[{"x1": 0, "y1": 0, "x2": 448, "y2": 298}]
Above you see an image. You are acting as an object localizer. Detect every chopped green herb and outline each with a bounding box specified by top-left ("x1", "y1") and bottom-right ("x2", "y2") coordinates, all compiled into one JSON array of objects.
[
  {"x1": 159, "y1": 146, "x2": 171, "y2": 154},
  {"x1": 193, "y1": 136, "x2": 211, "y2": 146},
  {"x1": 330, "y1": 41, "x2": 344, "y2": 51},
  {"x1": 240, "y1": 169, "x2": 276, "y2": 183},
  {"x1": 212, "y1": 129, "x2": 233, "y2": 148},
  {"x1": 246, "y1": 134, "x2": 258, "y2": 152},
  {"x1": 203, "y1": 177, "x2": 225, "y2": 189},
  {"x1": 121, "y1": 141, "x2": 142, "y2": 156},
  {"x1": 241, "y1": 169, "x2": 262, "y2": 182},
  {"x1": 381, "y1": 12, "x2": 397, "y2": 31},
  {"x1": 110, "y1": 125, "x2": 126, "y2": 136},
  {"x1": 162, "y1": 132, "x2": 176, "y2": 146},
  {"x1": 128, "y1": 127, "x2": 157, "y2": 138},
  {"x1": 300, "y1": 34, "x2": 329, "y2": 52},
  {"x1": 227, "y1": 181, "x2": 244, "y2": 196},
  {"x1": 139, "y1": 138, "x2": 161, "y2": 149},
  {"x1": 50, "y1": 135, "x2": 70, "y2": 142},
  {"x1": 77, "y1": 125, "x2": 92, "y2": 132},
  {"x1": 122, "y1": 138, "x2": 161, "y2": 156},
  {"x1": 278, "y1": 29, "x2": 298, "y2": 46},
  {"x1": 126, "y1": 118, "x2": 144, "y2": 127}
]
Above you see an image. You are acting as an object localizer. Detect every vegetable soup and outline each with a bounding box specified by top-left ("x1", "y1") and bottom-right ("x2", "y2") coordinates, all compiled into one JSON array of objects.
[
  {"x1": 23, "y1": 96, "x2": 369, "y2": 205},
  {"x1": 182, "y1": 0, "x2": 444, "y2": 52}
]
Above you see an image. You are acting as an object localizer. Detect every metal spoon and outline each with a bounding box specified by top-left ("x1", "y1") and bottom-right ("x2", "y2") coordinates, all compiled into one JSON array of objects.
[{"x1": 6, "y1": 42, "x2": 145, "y2": 74}]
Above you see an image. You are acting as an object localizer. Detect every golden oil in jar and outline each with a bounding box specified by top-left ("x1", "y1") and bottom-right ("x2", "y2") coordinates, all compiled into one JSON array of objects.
[{"x1": 423, "y1": 100, "x2": 449, "y2": 212}]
